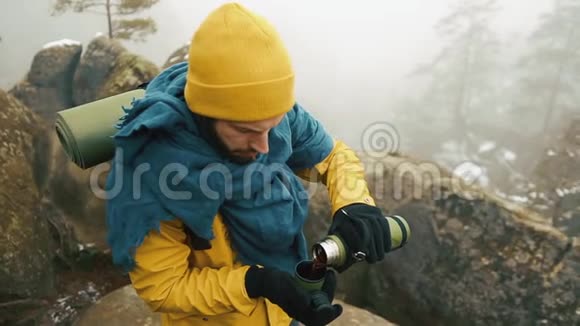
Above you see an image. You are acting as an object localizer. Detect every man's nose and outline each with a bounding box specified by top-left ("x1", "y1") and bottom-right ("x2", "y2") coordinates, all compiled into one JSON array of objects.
[{"x1": 251, "y1": 133, "x2": 269, "y2": 154}]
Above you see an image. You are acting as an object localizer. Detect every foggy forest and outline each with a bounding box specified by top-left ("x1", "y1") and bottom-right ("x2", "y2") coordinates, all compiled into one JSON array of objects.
[{"x1": 0, "y1": 0, "x2": 578, "y2": 325}]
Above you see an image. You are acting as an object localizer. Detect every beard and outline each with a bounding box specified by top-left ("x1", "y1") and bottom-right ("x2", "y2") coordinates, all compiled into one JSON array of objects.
[
  {"x1": 195, "y1": 114, "x2": 258, "y2": 164},
  {"x1": 227, "y1": 153, "x2": 257, "y2": 164}
]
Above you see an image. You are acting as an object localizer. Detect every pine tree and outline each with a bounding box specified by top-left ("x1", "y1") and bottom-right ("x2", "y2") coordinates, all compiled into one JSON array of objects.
[
  {"x1": 514, "y1": 0, "x2": 580, "y2": 136},
  {"x1": 400, "y1": 0, "x2": 503, "y2": 161},
  {"x1": 413, "y1": 0, "x2": 501, "y2": 133},
  {"x1": 52, "y1": 0, "x2": 160, "y2": 42}
]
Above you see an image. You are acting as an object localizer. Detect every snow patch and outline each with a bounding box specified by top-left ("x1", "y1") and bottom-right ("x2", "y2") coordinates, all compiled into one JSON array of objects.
[
  {"x1": 478, "y1": 141, "x2": 496, "y2": 153},
  {"x1": 503, "y1": 150, "x2": 517, "y2": 162},
  {"x1": 508, "y1": 195, "x2": 529, "y2": 203},
  {"x1": 453, "y1": 161, "x2": 488, "y2": 186},
  {"x1": 43, "y1": 39, "x2": 81, "y2": 49},
  {"x1": 538, "y1": 192, "x2": 548, "y2": 200},
  {"x1": 556, "y1": 186, "x2": 580, "y2": 196}
]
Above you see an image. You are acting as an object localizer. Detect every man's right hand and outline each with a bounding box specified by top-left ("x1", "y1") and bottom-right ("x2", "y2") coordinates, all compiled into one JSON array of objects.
[{"x1": 244, "y1": 265, "x2": 343, "y2": 326}]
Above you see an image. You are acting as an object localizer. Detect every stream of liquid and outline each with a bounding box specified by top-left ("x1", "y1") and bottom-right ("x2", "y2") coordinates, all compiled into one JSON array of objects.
[{"x1": 311, "y1": 256, "x2": 327, "y2": 276}]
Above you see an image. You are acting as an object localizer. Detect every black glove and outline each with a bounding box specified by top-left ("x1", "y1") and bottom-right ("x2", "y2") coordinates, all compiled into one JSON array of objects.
[
  {"x1": 329, "y1": 203, "x2": 391, "y2": 272},
  {"x1": 245, "y1": 265, "x2": 343, "y2": 326}
]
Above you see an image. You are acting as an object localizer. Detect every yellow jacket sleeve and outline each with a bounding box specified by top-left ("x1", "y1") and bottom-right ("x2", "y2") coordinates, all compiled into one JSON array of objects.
[
  {"x1": 128, "y1": 219, "x2": 259, "y2": 316},
  {"x1": 295, "y1": 138, "x2": 376, "y2": 216}
]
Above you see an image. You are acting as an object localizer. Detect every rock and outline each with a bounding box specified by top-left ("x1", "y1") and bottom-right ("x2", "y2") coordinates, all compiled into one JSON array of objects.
[
  {"x1": 24, "y1": 35, "x2": 160, "y2": 250},
  {"x1": 303, "y1": 153, "x2": 580, "y2": 326},
  {"x1": 11, "y1": 35, "x2": 159, "y2": 251},
  {"x1": 72, "y1": 285, "x2": 159, "y2": 326},
  {"x1": 39, "y1": 252, "x2": 131, "y2": 326},
  {"x1": 72, "y1": 35, "x2": 159, "y2": 105},
  {"x1": 162, "y1": 44, "x2": 188, "y2": 69},
  {"x1": 100, "y1": 51, "x2": 159, "y2": 98},
  {"x1": 71, "y1": 35, "x2": 126, "y2": 105},
  {"x1": 514, "y1": 118, "x2": 580, "y2": 237},
  {"x1": 327, "y1": 301, "x2": 397, "y2": 326},
  {"x1": 73, "y1": 285, "x2": 396, "y2": 326},
  {"x1": 43, "y1": 128, "x2": 109, "y2": 249},
  {"x1": 8, "y1": 41, "x2": 81, "y2": 120},
  {"x1": 0, "y1": 89, "x2": 55, "y2": 325},
  {"x1": 9, "y1": 80, "x2": 73, "y2": 120},
  {"x1": 28, "y1": 40, "x2": 82, "y2": 88}
]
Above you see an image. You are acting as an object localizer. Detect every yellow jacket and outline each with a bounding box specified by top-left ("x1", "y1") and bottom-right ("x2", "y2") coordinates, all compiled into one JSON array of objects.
[{"x1": 128, "y1": 139, "x2": 376, "y2": 326}]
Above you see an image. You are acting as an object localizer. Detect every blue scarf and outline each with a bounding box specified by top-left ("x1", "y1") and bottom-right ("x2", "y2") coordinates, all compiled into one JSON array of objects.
[{"x1": 105, "y1": 62, "x2": 334, "y2": 274}]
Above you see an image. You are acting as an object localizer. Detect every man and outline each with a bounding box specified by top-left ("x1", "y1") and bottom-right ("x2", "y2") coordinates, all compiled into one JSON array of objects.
[{"x1": 106, "y1": 3, "x2": 392, "y2": 326}]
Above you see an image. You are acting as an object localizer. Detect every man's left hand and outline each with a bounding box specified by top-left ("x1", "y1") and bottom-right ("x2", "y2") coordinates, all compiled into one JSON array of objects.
[{"x1": 328, "y1": 203, "x2": 390, "y2": 272}]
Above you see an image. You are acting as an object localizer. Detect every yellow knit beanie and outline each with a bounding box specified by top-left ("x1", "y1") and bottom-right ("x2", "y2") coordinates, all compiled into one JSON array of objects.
[{"x1": 184, "y1": 3, "x2": 295, "y2": 121}]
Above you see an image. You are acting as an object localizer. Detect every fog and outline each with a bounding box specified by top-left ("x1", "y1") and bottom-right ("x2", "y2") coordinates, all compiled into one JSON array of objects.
[
  {"x1": 0, "y1": 0, "x2": 570, "y2": 189},
  {"x1": 1, "y1": 2, "x2": 551, "y2": 85},
  {"x1": 3, "y1": 3, "x2": 580, "y2": 323}
]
